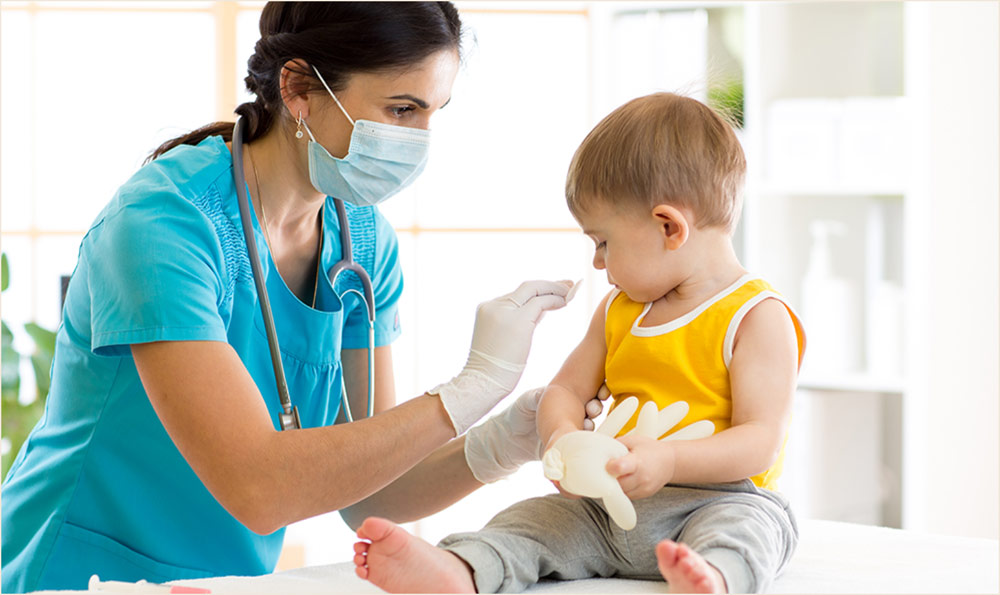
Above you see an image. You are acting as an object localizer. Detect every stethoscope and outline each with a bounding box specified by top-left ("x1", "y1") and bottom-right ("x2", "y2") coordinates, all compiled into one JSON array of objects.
[{"x1": 232, "y1": 115, "x2": 376, "y2": 431}]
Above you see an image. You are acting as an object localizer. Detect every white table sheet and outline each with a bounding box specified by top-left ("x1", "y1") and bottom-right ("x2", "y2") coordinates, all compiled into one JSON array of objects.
[{"x1": 30, "y1": 520, "x2": 1000, "y2": 594}]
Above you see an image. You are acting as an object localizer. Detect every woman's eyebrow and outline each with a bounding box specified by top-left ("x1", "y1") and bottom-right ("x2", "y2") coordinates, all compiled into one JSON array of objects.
[
  {"x1": 388, "y1": 94, "x2": 453, "y2": 110},
  {"x1": 388, "y1": 94, "x2": 429, "y2": 109}
]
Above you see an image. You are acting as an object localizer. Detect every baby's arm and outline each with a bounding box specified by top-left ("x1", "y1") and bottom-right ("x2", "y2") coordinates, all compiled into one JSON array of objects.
[
  {"x1": 609, "y1": 298, "x2": 799, "y2": 497},
  {"x1": 536, "y1": 293, "x2": 611, "y2": 451}
]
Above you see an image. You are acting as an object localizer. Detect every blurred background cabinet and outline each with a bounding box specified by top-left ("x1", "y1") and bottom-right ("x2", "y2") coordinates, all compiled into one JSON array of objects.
[
  {"x1": 742, "y1": 1, "x2": 999, "y2": 539},
  {"x1": 740, "y1": 2, "x2": 910, "y2": 529}
]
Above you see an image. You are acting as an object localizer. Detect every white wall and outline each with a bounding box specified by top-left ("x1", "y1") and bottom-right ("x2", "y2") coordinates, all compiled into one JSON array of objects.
[{"x1": 905, "y1": 1, "x2": 999, "y2": 539}]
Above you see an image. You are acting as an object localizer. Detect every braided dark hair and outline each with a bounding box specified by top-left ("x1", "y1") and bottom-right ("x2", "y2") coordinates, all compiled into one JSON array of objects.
[{"x1": 146, "y1": 1, "x2": 462, "y2": 163}]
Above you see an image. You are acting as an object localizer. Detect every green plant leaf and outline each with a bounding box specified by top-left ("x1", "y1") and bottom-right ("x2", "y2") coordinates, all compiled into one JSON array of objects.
[
  {"x1": 1, "y1": 252, "x2": 8, "y2": 293},
  {"x1": 1, "y1": 320, "x2": 20, "y2": 402},
  {"x1": 24, "y1": 323, "x2": 57, "y2": 357},
  {"x1": 708, "y1": 79, "x2": 744, "y2": 129},
  {"x1": 2, "y1": 396, "x2": 44, "y2": 481},
  {"x1": 0, "y1": 254, "x2": 52, "y2": 480},
  {"x1": 23, "y1": 324, "x2": 56, "y2": 397},
  {"x1": 29, "y1": 351, "x2": 52, "y2": 397}
]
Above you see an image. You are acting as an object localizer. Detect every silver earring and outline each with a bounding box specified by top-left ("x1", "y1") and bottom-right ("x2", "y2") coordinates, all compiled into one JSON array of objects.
[{"x1": 295, "y1": 112, "x2": 304, "y2": 139}]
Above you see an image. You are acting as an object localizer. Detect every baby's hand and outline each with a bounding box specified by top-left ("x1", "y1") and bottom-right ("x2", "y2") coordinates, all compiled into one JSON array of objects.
[{"x1": 606, "y1": 434, "x2": 675, "y2": 500}]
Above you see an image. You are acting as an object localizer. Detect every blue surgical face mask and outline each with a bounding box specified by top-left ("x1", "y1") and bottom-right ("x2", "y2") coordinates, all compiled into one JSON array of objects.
[{"x1": 302, "y1": 66, "x2": 430, "y2": 207}]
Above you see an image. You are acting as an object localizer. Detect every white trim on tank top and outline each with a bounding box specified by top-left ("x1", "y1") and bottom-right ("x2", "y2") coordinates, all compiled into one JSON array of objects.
[{"x1": 627, "y1": 273, "x2": 760, "y2": 337}]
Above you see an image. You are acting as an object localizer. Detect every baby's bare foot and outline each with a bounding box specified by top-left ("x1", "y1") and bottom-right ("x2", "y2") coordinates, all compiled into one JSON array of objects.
[
  {"x1": 656, "y1": 539, "x2": 727, "y2": 594},
  {"x1": 353, "y1": 517, "x2": 476, "y2": 593}
]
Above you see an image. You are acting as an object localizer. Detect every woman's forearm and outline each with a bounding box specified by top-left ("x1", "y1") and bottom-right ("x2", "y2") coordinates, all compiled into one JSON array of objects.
[
  {"x1": 134, "y1": 341, "x2": 461, "y2": 536},
  {"x1": 251, "y1": 393, "x2": 457, "y2": 533},
  {"x1": 338, "y1": 436, "x2": 481, "y2": 530}
]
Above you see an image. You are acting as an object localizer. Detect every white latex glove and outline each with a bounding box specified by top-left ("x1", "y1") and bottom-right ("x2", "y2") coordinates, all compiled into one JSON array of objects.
[
  {"x1": 465, "y1": 383, "x2": 609, "y2": 484},
  {"x1": 430, "y1": 280, "x2": 577, "y2": 436},
  {"x1": 542, "y1": 396, "x2": 715, "y2": 530}
]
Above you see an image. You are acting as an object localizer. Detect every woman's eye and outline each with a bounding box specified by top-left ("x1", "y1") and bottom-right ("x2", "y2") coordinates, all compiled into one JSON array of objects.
[
  {"x1": 596, "y1": 241, "x2": 607, "y2": 250},
  {"x1": 390, "y1": 105, "x2": 415, "y2": 117}
]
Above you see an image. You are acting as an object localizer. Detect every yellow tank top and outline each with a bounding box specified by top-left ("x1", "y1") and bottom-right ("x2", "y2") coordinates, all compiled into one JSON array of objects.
[{"x1": 604, "y1": 274, "x2": 805, "y2": 491}]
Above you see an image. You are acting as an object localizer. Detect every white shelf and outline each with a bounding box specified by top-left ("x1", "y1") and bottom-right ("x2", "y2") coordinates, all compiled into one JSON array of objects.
[
  {"x1": 758, "y1": 183, "x2": 906, "y2": 198},
  {"x1": 798, "y1": 373, "x2": 904, "y2": 394}
]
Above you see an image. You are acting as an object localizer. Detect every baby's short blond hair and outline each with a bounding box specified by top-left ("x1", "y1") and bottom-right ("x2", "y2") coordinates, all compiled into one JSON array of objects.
[{"x1": 565, "y1": 92, "x2": 746, "y2": 232}]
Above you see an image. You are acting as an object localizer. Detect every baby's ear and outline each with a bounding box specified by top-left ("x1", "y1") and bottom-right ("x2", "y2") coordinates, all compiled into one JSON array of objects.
[{"x1": 651, "y1": 204, "x2": 690, "y2": 249}]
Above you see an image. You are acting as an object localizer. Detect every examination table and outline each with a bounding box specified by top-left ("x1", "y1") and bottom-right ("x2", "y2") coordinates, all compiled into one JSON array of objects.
[{"x1": 25, "y1": 519, "x2": 1000, "y2": 594}]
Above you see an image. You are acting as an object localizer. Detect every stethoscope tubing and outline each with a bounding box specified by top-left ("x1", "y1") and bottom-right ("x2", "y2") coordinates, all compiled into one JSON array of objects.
[
  {"x1": 233, "y1": 117, "x2": 299, "y2": 429},
  {"x1": 232, "y1": 116, "x2": 376, "y2": 429},
  {"x1": 328, "y1": 198, "x2": 377, "y2": 420}
]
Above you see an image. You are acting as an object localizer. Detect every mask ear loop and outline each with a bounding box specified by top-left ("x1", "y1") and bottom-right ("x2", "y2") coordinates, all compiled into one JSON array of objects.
[{"x1": 311, "y1": 65, "x2": 355, "y2": 126}]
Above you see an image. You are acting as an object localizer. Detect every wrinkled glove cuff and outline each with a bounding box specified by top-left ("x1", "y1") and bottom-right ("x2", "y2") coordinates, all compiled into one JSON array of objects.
[{"x1": 429, "y1": 369, "x2": 511, "y2": 437}]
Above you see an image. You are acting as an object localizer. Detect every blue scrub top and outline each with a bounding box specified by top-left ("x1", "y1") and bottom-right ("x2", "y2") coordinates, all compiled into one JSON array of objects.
[{"x1": 0, "y1": 136, "x2": 404, "y2": 593}]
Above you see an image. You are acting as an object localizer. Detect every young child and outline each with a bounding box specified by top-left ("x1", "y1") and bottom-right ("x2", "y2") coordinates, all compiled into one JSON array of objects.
[{"x1": 352, "y1": 92, "x2": 805, "y2": 594}]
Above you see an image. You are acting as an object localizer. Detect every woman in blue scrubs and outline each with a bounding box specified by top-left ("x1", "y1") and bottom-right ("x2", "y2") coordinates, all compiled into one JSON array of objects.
[{"x1": 0, "y1": 3, "x2": 591, "y2": 592}]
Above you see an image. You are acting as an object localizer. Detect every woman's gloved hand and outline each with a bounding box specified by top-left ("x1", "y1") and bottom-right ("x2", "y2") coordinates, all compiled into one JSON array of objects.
[
  {"x1": 465, "y1": 384, "x2": 611, "y2": 484},
  {"x1": 430, "y1": 280, "x2": 577, "y2": 437}
]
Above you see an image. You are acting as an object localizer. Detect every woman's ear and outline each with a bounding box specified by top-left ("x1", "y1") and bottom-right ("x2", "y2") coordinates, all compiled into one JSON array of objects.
[
  {"x1": 651, "y1": 204, "x2": 690, "y2": 250},
  {"x1": 280, "y1": 59, "x2": 313, "y2": 120}
]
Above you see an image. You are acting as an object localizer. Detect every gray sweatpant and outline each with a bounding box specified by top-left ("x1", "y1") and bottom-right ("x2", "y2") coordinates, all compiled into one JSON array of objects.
[{"x1": 438, "y1": 480, "x2": 797, "y2": 593}]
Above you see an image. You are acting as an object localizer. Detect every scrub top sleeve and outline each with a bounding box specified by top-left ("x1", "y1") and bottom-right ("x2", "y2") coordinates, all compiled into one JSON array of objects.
[
  {"x1": 88, "y1": 190, "x2": 228, "y2": 357},
  {"x1": 342, "y1": 213, "x2": 403, "y2": 349}
]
